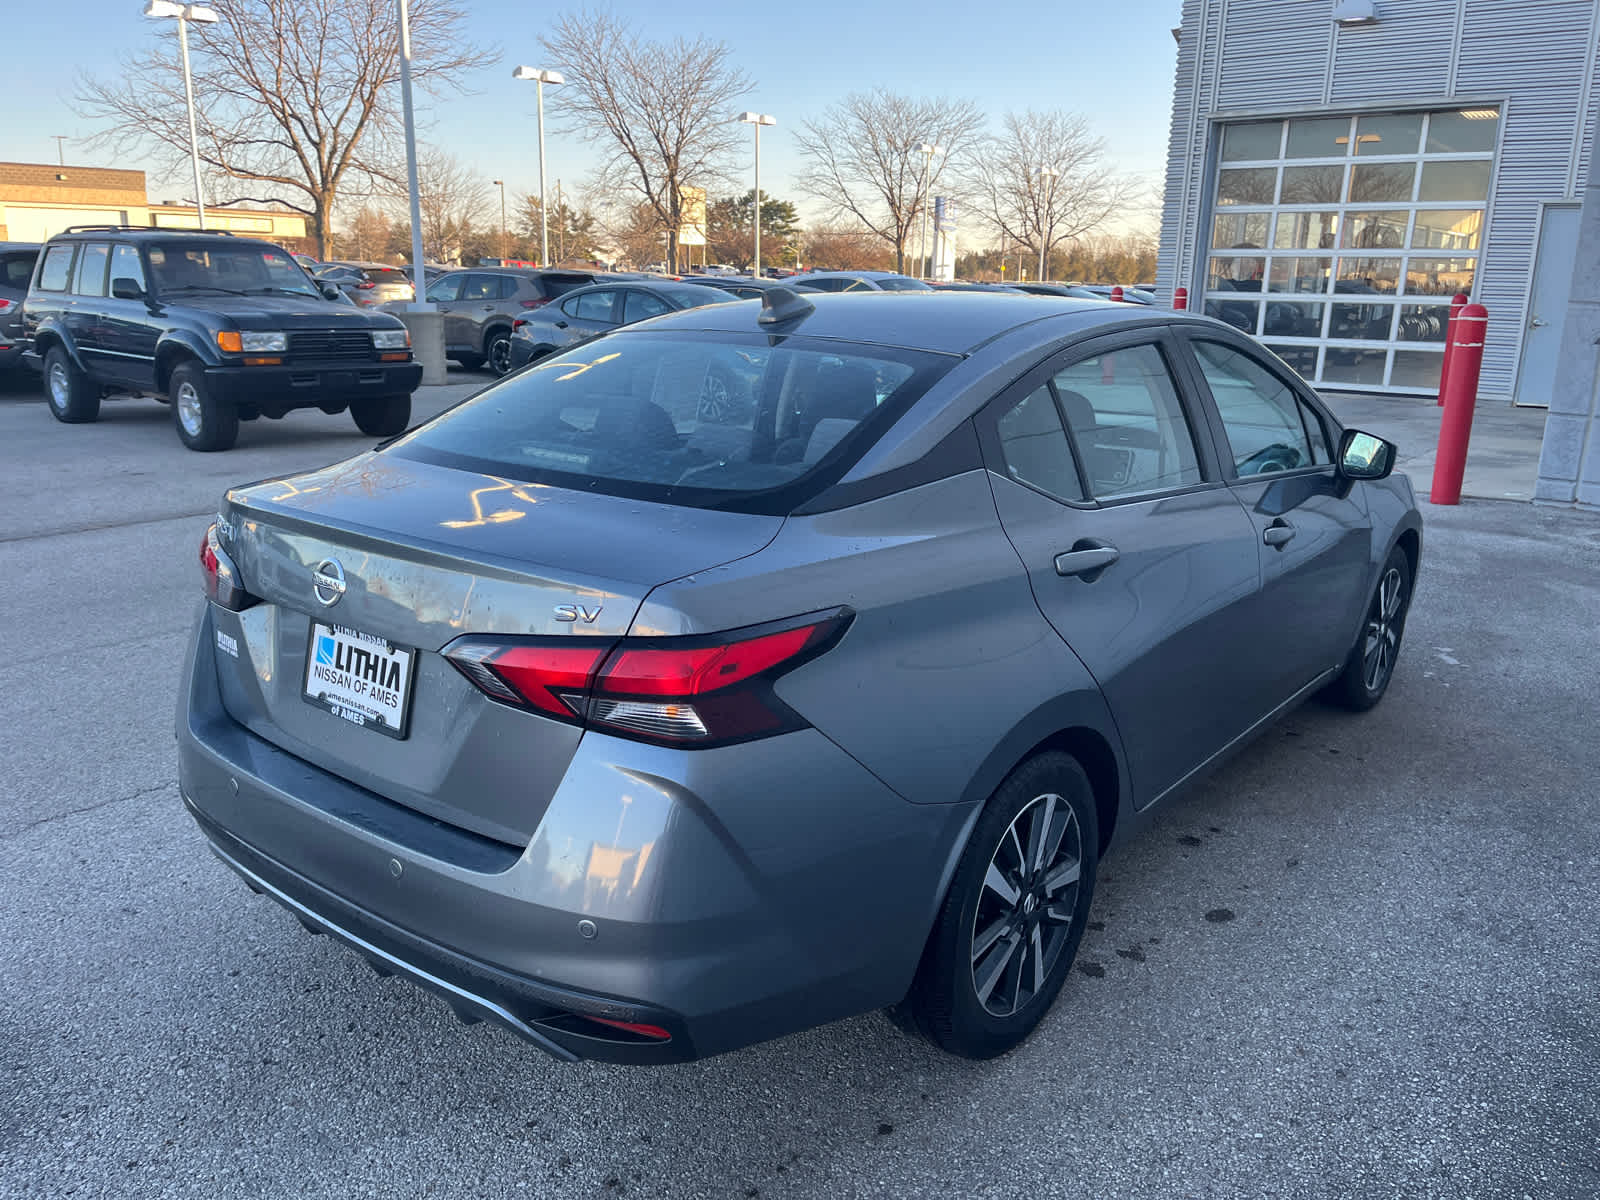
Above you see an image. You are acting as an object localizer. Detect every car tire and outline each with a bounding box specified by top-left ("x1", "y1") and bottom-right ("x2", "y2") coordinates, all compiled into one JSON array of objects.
[
  {"x1": 897, "y1": 751, "x2": 1099, "y2": 1059},
  {"x1": 169, "y1": 361, "x2": 238, "y2": 451},
  {"x1": 350, "y1": 393, "x2": 411, "y2": 437},
  {"x1": 1325, "y1": 545, "x2": 1412, "y2": 712},
  {"x1": 43, "y1": 346, "x2": 100, "y2": 424},
  {"x1": 485, "y1": 329, "x2": 513, "y2": 375}
]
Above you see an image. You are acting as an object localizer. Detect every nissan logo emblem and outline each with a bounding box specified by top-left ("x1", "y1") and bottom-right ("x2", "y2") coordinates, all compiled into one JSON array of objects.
[{"x1": 311, "y1": 558, "x2": 347, "y2": 607}]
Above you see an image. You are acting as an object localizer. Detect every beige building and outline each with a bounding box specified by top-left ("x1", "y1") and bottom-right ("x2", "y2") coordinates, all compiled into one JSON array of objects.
[{"x1": 0, "y1": 161, "x2": 307, "y2": 246}]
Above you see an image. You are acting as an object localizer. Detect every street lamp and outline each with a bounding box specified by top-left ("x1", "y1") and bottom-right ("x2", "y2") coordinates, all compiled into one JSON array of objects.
[
  {"x1": 737, "y1": 113, "x2": 776, "y2": 275},
  {"x1": 917, "y1": 142, "x2": 942, "y2": 279},
  {"x1": 143, "y1": 2, "x2": 217, "y2": 231},
  {"x1": 512, "y1": 66, "x2": 565, "y2": 265},
  {"x1": 1036, "y1": 165, "x2": 1061, "y2": 283},
  {"x1": 491, "y1": 178, "x2": 507, "y2": 261}
]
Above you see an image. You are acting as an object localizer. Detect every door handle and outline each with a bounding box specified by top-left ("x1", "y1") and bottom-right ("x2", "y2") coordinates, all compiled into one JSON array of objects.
[
  {"x1": 1263, "y1": 519, "x2": 1296, "y2": 549},
  {"x1": 554, "y1": 320, "x2": 568, "y2": 328},
  {"x1": 481, "y1": 304, "x2": 495, "y2": 311},
  {"x1": 1054, "y1": 544, "x2": 1120, "y2": 578}
]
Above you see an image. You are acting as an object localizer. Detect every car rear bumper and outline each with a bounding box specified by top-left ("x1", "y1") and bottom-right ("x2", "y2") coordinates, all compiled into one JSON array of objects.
[
  {"x1": 177, "y1": 603, "x2": 967, "y2": 1062},
  {"x1": 206, "y1": 361, "x2": 423, "y2": 406}
]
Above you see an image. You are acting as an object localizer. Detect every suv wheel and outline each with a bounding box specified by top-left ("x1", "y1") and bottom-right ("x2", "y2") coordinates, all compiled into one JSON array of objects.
[
  {"x1": 896, "y1": 752, "x2": 1099, "y2": 1059},
  {"x1": 350, "y1": 394, "x2": 411, "y2": 437},
  {"x1": 169, "y1": 361, "x2": 239, "y2": 451},
  {"x1": 485, "y1": 329, "x2": 513, "y2": 375},
  {"x1": 43, "y1": 346, "x2": 100, "y2": 424}
]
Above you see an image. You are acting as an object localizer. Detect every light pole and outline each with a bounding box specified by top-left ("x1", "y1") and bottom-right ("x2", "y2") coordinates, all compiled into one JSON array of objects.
[
  {"x1": 491, "y1": 178, "x2": 507, "y2": 261},
  {"x1": 512, "y1": 66, "x2": 564, "y2": 265},
  {"x1": 1036, "y1": 165, "x2": 1060, "y2": 283},
  {"x1": 737, "y1": 113, "x2": 776, "y2": 276},
  {"x1": 916, "y1": 142, "x2": 942, "y2": 279},
  {"x1": 143, "y1": 2, "x2": 217, "y2": 231},
  {"x1": 52, "y1": 135, "x2": 69, "y2": 167}
]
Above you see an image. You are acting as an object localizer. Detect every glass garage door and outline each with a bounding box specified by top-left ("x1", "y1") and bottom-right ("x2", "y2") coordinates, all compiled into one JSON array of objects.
[{"x1": 1204, "y1": 108, "x2": 1498, "y2": 393}]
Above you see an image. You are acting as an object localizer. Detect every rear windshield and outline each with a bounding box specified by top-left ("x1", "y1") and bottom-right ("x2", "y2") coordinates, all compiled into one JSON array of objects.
[
  {"x1": 388, "y1": 330, "x2": 956, "y2": 513},
  {"x1": 538, "y1": 272, "x2": 598, "y2": 298},
  {"x1": 875, "y1": 276, "x2": 934, "y2": 292}
]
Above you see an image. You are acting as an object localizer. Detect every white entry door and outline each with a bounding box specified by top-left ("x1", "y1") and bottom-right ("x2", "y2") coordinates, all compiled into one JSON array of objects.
[{"x1": 1516, "y1": 204, "x2": 1581, "y2": 408}]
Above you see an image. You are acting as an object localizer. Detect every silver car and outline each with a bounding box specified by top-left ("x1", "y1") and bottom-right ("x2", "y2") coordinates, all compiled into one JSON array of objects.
[{"x1": 178, "y1": 291, "x2": 1421, "y2": 1063}]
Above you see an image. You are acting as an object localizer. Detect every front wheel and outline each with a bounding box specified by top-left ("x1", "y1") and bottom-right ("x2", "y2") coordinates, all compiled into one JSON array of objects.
[
  {"x1": 169, "y1": 361, "x2": 238, "y2": 451},
  {"x1": 43, "y1": 346, "x2": 100, "y2": 424},
  {"x1": 350, "y1": 393, "x2": 411, "y2": 437},
  {"x1": 1325, "y1": 546, "x2": 1412, "y2": 711},
  {"x1": 896, "y1": 752, "x2": 1099, "y2": 1059}
]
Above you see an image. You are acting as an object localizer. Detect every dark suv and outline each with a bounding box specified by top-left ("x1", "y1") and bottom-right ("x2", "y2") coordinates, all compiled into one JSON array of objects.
[
  {"x1": 0, "y1": 242, "x2": 42, "y2": 370},
  {"x1": 21, "y1": 227, "x2": 422, "y2": 451},
  {"x1": 406, "y1": 267, "x2": 603, "y2": 374}
]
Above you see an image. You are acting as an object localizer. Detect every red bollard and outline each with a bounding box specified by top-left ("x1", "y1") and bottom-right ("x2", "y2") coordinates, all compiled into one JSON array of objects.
[
  {"x1": 1173, "y1": 286, "x2": 1188, "y2": 311},
  {"x1": 1430, "y1": 303, "x2": 1488, "y2": 506},
  {"x1": 1110, "y1": 285, "x2": 1124, "y2": 303},
  {"x1": 1436, "y1": 292, "x2": 1469, "y2": 406}
]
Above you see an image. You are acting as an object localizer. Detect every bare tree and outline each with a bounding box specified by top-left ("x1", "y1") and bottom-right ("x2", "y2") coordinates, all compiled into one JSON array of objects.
[
  {"x1": 793, "y1": 90, "x2": 985, "y2": 273},
  {"x1": 540, "y1": 10, "x2": 750, "y2": 273},
  {"x1": 403, "y1": 148, "x2": 490, "y2": 264},
  {"x1": 964, "y1": 110, "x2": 1139, "y2": 276},
  {"x1": 802, "y1": 223, "x2": 894, "y2": 271},
  {"x1": 76, "y1": 0, "x2": 491, "y2": 257},
  {"x1": 340, "y1": 204, "x2": 395, "y2": 261},
  {"x1": 598, "y1": 203, "x2": 669, "y2": 270}
]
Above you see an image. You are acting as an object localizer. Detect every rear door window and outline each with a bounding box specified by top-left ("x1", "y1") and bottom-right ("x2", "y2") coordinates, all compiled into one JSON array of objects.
[
  {"x1": 72, "y1": 243, "x2": 112, "y2": 297},
  {"x1": 567, "y1": 291, "x2": 617, "y2": 322},
  {"x1": 458, "y1": 274, "x2": 500, "y2": 301},
  {"x1": 995, "y1": 385, "x2": 1085, "y2": 503},
  {"x1": 37, "y1": 244, "x2": 76, "y2": 292},
  {"x1": 622, "y1": 290, "x2": 671, "y2": 323}
]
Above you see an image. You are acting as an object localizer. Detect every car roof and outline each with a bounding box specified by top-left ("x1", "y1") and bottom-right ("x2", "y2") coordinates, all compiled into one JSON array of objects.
[
  {"x1": 0, "y1": 241, "x2": 43, "y2": 252},
  {"x1": 615, "y1": 291, "x2": 1173, "y2": 355}
]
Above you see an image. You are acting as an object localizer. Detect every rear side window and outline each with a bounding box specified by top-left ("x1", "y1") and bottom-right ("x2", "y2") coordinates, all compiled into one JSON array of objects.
[
  {"x1": 567, "y1": 291, "x2": 615, "y2": 322},
  {"x1": 3, "y1": 252, "x2": 38, "y2": 289},
  {"x1": 389, "y1": 331, "x2": 954, "y2": 513},
  {"x1": 458, "y1": 274, "x2": 501, "y2": 301},
  {"x1": 996, "y1": 385, "x2": 1085, "y2": 503},
  {"x1": 72, "y1": 243, "x2": 111, "y2": 296},
  {"x1": 1052, "y1": 344, "x2": 1204, "y2": 499},
  {"x1": 37, "y1": 244, "x2": 76, "y2": 292},
  {"x1": 622, "y1": 290, "x2": 671, "y2": 322}
]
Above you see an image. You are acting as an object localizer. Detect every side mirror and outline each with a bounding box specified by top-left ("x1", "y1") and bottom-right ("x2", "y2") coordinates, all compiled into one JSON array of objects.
[
  {"x1": 1337, "y1": 428, "x2": 1397, "y2": 480},
  {"x1": 321, "y1": 284, "x2": 343, "y2": 301},
  {"x1": 111, "y1": 277, "x2": 145, "y2": 301}
]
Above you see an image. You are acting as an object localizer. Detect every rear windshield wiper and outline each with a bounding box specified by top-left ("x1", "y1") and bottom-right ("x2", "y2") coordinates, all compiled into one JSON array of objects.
[{"x1": 162, "y1": 284, "x2": 251, "y2": 296}]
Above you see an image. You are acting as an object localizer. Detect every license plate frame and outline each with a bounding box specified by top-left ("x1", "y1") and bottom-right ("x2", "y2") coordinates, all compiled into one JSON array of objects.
[{"x1": 301, "y1": 620, "x2": 417, "y2": 740}]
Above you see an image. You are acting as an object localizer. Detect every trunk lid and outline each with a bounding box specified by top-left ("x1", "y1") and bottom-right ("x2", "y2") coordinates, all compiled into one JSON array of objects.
[{"x1": 211, "y1": 452, "x2": 782, "y2": 845}]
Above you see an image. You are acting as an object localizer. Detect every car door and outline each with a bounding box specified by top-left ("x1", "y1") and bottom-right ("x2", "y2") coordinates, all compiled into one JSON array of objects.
[
  {"x1": 97, "y1": 243, "x2": 159, "y2": 389},
  {"x1": 452, "y1": 273, "x2": 501, "y2": 349},
  {"x1": 423, "y1": 272, "x2": 466, "y2": 347},
  {"x1": 1177, "y1": 333, "x2": 1373, "y2": 699},
  {"x1": 556, "y1": 289, "x2": 618, "y2": 345},
  {"x1": 66, "y1": 241, "x2": 112, "y2": 374},
  {"x1": 977, "y1": 330, "x2": 1267, "y2": 807}
]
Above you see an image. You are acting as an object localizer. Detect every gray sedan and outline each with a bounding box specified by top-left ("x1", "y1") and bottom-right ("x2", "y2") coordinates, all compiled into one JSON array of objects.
[
  {"x1": 506, "y1": 278, "x2": 731, "y2": 369},
  {"x1": 178, "y1": 291, "x2": 1420, "y2": 1064}
]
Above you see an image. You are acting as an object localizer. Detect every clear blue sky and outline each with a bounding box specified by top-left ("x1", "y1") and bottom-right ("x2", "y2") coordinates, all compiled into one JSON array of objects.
[{"x1": 7, "y1": 0, "x2": 1181, "y2": 233}]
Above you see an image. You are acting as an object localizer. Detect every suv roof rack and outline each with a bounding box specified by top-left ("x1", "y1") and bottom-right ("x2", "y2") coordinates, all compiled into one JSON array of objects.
[{"x1": 58, "y1": 225, "x2": 238, "y2": 236}]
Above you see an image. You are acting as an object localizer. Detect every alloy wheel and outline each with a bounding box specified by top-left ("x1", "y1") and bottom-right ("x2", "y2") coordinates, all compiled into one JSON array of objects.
[
  {"x1": 970, "y1": 793, "x2": 1083, "y2": 1017},
  {"x1": 698, "y1": 373, "x2": 732, "y2": 421},
  {"x1": 1362, "y1": 566, "x2": 1405, "y2": 692},
  {"x1": 488, "y1": 335, "x2": 512, "y2": 374},
  {"x1": 176, "y1": 380, "x2": 204, "y2": 438}
]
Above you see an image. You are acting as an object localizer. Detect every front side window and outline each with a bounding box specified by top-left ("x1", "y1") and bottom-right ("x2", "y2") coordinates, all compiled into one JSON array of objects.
[
  {"x1": 426, "y1": 273, "x2": 464, "y2": 302},
  {"x1": 72, "y1": 243, "x2": 111, "y2": 297},
  {"x1": 37, "y1": 244, "x2": 76, "y2": 292},
  {"x1": 1051, "y1": 343, "x2": 1204, "y2": 500},
  {"x1": 109, "y1": 244, "x2": 146, "y2": 294},
  {"x1": 1191, "y1": 340, "x2": 1320, "y2": 476}
]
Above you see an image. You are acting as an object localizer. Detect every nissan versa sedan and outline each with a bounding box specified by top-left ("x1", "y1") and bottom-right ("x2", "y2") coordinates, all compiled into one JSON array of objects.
[{"x1": 177, "y1": 291, "x2": 1421, "y2": 1064}]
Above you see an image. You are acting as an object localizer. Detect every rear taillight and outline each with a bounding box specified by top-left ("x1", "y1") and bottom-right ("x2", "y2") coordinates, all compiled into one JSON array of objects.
[
  {"x1": 200, "y1": 522, "x2": 257, "y2": 611},
  {"x1": 356, "y1": 280, "x2": 376, "y2": 290},
  {"x1": 442, "y1": 609, "x2": 852, "y2": 747},
  {"x1": 0, "y1": 298, "x2": 12, "y2": 311},
  {"x1": 512, "y1": 318, "x2": 528, "y2": 331},
  {"x1": 519, "y1": 298, "x2": 551, "y2": 309}
]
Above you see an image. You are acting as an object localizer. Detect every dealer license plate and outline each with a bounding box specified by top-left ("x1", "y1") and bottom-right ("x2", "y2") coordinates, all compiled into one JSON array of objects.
[{"x1": 302, "y1": 621, "x2": 416, "y2": 739}]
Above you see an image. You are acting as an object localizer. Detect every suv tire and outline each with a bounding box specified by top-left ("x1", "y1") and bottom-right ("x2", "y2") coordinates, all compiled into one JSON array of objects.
[
  {"x1": 169, "y1": 361, "x2": 239, "y2": 451},
  {"x1": 43, "y1": 346, "x2": 100, "y2": 424},
  {"x1": 351, "y1": 394, "x2": 411, "y2": 437},
  {"x1": 897, "y1": 751, "x2": 1098, "y2": 1059}
]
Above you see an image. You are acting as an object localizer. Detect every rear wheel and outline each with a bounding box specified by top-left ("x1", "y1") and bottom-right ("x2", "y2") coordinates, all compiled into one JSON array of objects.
[
  {"x1": 43, "y1": 346, "x2": 100, "y2": 424},
  {"x1": 897, "y1": 752, "x2": 1098, "y2": 1059},
  {"x1": 1326, "y1": 546, "x2": 1412, "y2": 711},
  {"x1": 350, "y1": 393, "x2": 411, "y2": 437},
  {"x1": 485, "y1": 328, "x2": 513, "y2": 375},
  {"x1": 169, "y1": 361, "x2": 237, "y2": 451}
]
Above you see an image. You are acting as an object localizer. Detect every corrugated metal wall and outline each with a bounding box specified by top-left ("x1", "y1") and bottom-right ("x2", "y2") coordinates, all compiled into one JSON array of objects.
[{"x1": 1157, "y1": 0, "x2": 1600, "y2": 398}]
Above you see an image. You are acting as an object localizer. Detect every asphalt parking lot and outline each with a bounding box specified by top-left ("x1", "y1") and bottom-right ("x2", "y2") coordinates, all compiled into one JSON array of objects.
[{"x1": 2, "y1": 367, "x2": 1597, "y2": 1199}]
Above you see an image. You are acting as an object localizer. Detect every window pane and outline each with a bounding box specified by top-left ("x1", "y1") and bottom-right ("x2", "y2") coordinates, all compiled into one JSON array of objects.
[
  {"x1": 1203, "y1": 299, "x2": 1260, "y2": 332},
  {"x1": 1051, "y1": 345, "x2": 1203, "y2": 499},
  {"x1": 1323, "y1": 347, "x2": 1387, "y2": 386},
  {"x1": 1192, "y1": 340, "x2": 1316, "y2": 476},
  {"x1": 1221, "y1": 121, "x2": 1282, "y2": 162},
  {"x1": 109, "y1": 244, "x2": 145, "y2": 293},
  {"x1": 1274, "y1": 211, "x2": 1339, "y2": 250},
  {"x1": 1298, "y1": 400, "x2": 1333, "y2": 463},
  {"x1": 574, "y1": 291, "x2": 615, "y2": 321},
  {"x1": 996, "y1": 385, "x2": 1083, "y2": 502},
  {"x1": 623, "y1": 290, "x2": 671, "y2": 323},
  {"x1": 1342, "y1": 211, "x2": 1408, "y2": 249},
  {"x1": 1264, "y1": 344, "x2": 1319, "y2": 378},
  {"x1": 1268, "y1": 256, "x2": 1331, "y2": 293},
  {"x1": 1404, "y1": 257, "x2": 1475, "y2": 296},
  {"x1": 1262, "y1": 300, "x2": 1324, "y2": 337},
  {"x1": 73, "y1": 243, "x2": 111, "y2": 297},
  {"x1": 1426, "y1": 108, "x2": 1500, "y2": 154},
  {"x1": 426, "y1": 274, "x2": 463, "y2": 302},
  {"x1": 1355, "y1": 112, "x2": 1422, "y2": 156},
  {"x1": 1336, "y1": 256, "x2": 1400, "y2": 294},
  {"x1": 1217, "y1": 167, "x2": 1277, "y2": 206},
  {"x1": 1280, "y1": 165, "x2": 1344, "y2": 204},
  {"x1": 458, "y1": 274, "x2": 497, "y2": 301},
  {"x1": 1285, "y1": 117, "x2": 1351, "y2": 158},
  {"x1": 1348, "y1": 162, "x2": 1415, "y2": 203},
  {"x1": 1411, "y1": 210, "x2": 1482, "y2": 250},
  {"x1": 1418, "y1": 160, "x2": 1491, "y2": 203},
  {"x1": 1397, "y1": 304, "x2": 1451, "y2": 342},
  {"x1": 1329, "y1": 302, "x2": 1395, "y2": 340},
  {"x1": 1206, "y1": 256, "x2": 1265, "y2": 291},
  {"x1": 38, "y1": 244, "x2": 74, "y2": 291},
  {"x1": 1391, "y1": 349, "x2": 1445, "y2": 390},
  {"x1": 1212, "y1": 212, "x2": 1270, "y2": 249}
]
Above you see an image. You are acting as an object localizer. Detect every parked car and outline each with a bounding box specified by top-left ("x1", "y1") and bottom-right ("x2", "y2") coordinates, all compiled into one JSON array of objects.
[
  {"x1": 797, "y1": 270, "x2": 934, "y2": 292},
  {"x1": 0, "y1": 242, "x2": 42, "y2": 370},
  {"x1": 932, "y1": 282, "x2": 1026, "y2": 293},
  {"x1": 394, "y1": 267, "x2": 604, "y2": 374},
  {"x1": 506, "y1": 278, "x2": 733, "y2": 369},
  {"x1": 178, "y1": 290, "x2": 1420, "y2": 1063},
  {"x1": 1009, "y1": 282, "x2": 1106, "y2": 299},
  {"x1": 314, "y1": 261, "x2": 415, "y2": 307},
  {"x1": 677, "y1": 275, "x2": 821, "y2": 301},
  {"x1": 22, "y1": 227, "x2": 421, "y2": 450}
]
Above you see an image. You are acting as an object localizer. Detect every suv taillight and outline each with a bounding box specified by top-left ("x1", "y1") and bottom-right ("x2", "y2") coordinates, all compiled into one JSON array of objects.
[
  {"x1": 356, "y1": 279, "x2": 376, "y2": 290},
  {"x1": 442, "y1": 610, "x2": 852, "y2": 747}
]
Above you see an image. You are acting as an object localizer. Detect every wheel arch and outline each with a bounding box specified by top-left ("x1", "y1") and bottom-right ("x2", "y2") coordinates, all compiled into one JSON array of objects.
[
  {"x1": 154, "y1": 336, "x2": 209, "y2": 393},
  {"x1": 32, "y1": 323, "x2": 84, "y2": 371},
  {"x1": 482, "y1": 321, "x2": 513, "y2": 353}
]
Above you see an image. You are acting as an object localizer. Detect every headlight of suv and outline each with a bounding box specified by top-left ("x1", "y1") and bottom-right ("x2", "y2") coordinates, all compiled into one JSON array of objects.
[
  {"x1": 372, "y1": 329, "x2": 411, "y2": 350},
  {"x1": 240, "y1": 331, "x2": 288, "y2": 353}
]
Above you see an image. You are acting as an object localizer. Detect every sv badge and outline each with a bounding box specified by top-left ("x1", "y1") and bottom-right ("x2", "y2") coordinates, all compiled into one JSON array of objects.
[{"x1": 554, "y1": 604, "x2": 603, "y2": 624}]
